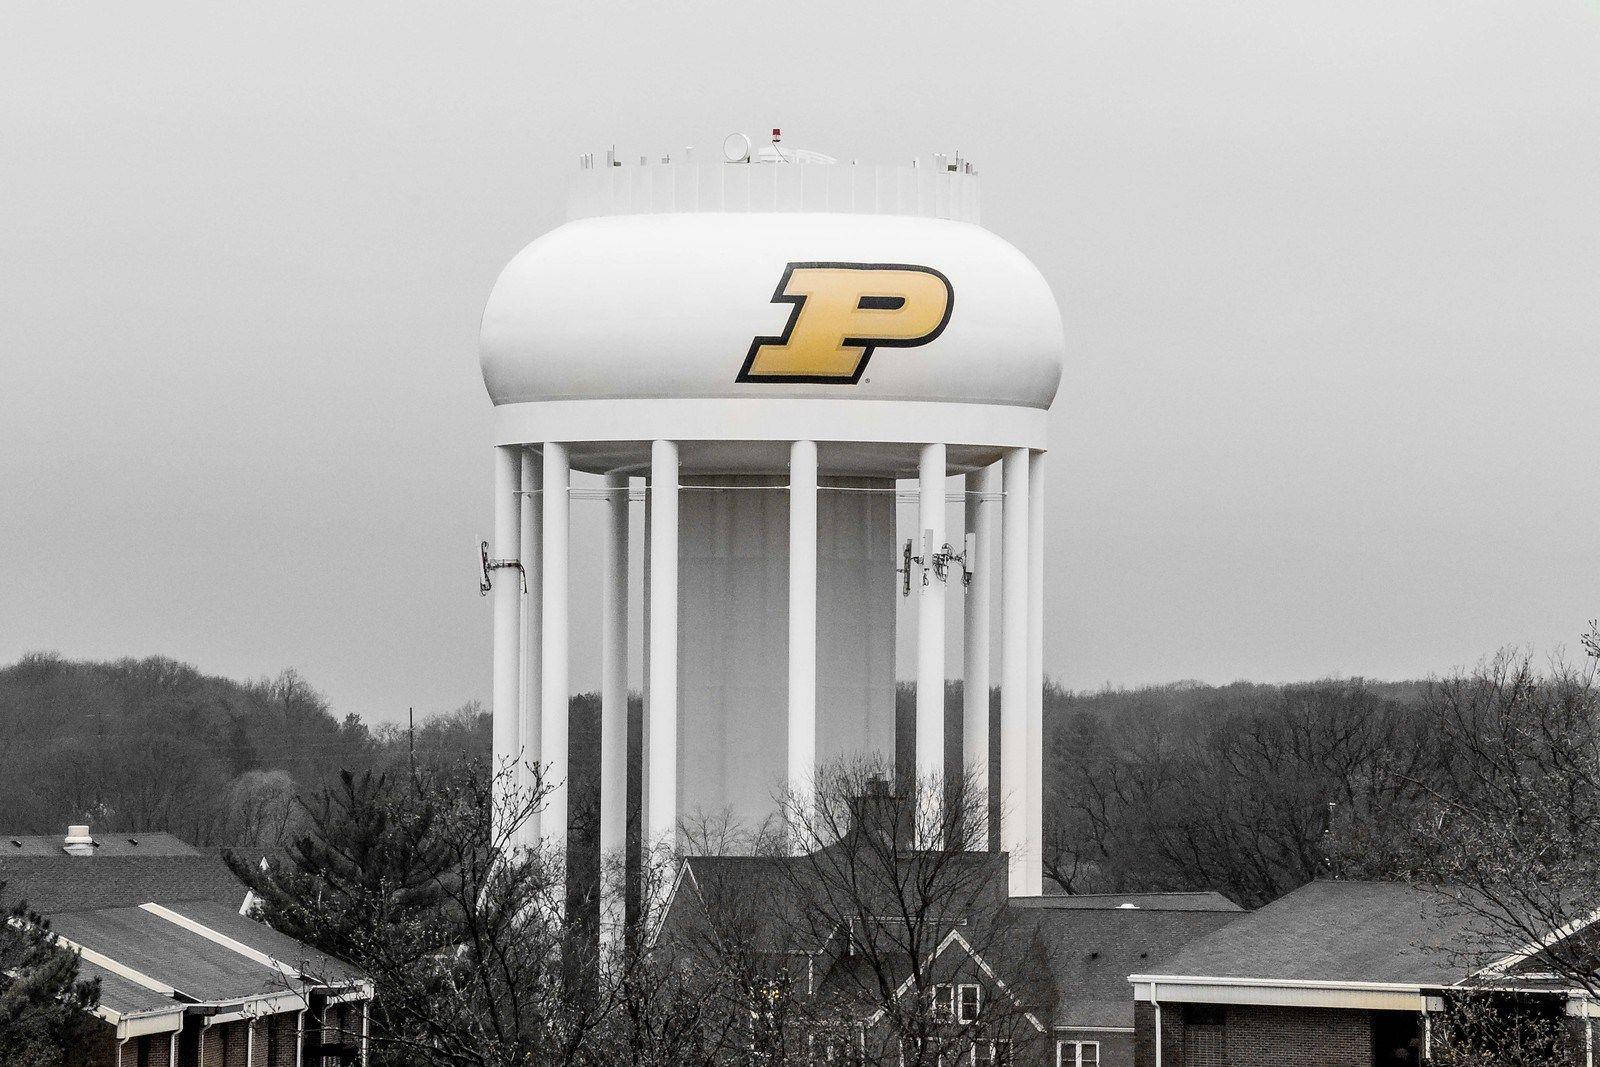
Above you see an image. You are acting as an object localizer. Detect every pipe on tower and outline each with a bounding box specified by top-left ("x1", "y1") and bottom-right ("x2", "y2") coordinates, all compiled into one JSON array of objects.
[{"x1": 963, "y1": 463, "x2": 998, "y2": 849}]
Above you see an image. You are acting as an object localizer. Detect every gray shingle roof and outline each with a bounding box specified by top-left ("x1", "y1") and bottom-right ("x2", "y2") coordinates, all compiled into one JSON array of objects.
[
  {"x1": 0, "y1": 855, "x2": 247, "y2": 914},
  {"x1": 669, "y1": 852, "x2": 1237, "y2": 1030},
  {"x1": 0, "y1": 852, "x2": 368, "y2": 1024},
  {"x1": 160, "y1": 899, "x2": 365, "y2": 986},
  {"x1": 1142, "y1": 880, "x2": 1504, "y2": 986},
  {"x1": 75, "y1": 959, "x2": 179, "y2": 1016},
  {"x1": 1010, "y1": 892, "x2": 1243, "y2": 913},
  {"x1": 50, "y1": 906, "x2": 289, "y2": 1003},
  {"x1": 0, "y1": 833, "x2": 199, "y2": 858},
  {"x1": 985, "y1": 904, "x2": 1243, "y2": 1028}
]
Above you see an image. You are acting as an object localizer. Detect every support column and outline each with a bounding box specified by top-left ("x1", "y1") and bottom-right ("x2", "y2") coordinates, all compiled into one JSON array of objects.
[
  {"x1": 787, "y1": 440, "x2": 818, "y2": 834},
  {"x1": 647, "y1": 441, "x2": 680, "y2": 857},
  {"x1": 1000, "y1": 447, "x2": 1030, "y2": 890},
  {"x1": 631, "y1": 483, "x2": 652, "y2": 938},
  {"x1": 518, "y1": 448, "x2": 542, "y2": 848},
  {"x1": 600, "y1": 472, "x2": 629, "y2": 931},
  {"x1": 491, "y1": 446, "x2": 522, "y2": 837},
  {"x1": 916, "y1": 442, "x2": 947, "y2": 846},
  {"x1": 962, "y1": 463, "x2": 997, "y2": 850},
  {"x1": 541, "y1": 443, "x2": 570, "y2": 869},
  {"x1": 1025, "y1": 449, "x2": 1046, "y2": 896}
]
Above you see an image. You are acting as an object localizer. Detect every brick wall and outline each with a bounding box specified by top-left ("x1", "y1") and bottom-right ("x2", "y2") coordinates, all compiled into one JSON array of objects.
[
  {"x1": 125, "y1": 1032, "x2": 175, "y2": 1067},
  {"x1": 1134, "y1": 1002, "x2": 1374, "y2": 1067},
  {"x1": 1133, "y1": 1001, "x2": 1184, "y2": 1067},
  {"x1": 79, "y1": 1029, "x2": 121, "y2": 1067},
  {"x1": 258, "y1": 1011, "x2": 300, "y2": 1067},
  {"x1": 1224, "y1": 1005, "x2": 1370, "y2": 1067}
]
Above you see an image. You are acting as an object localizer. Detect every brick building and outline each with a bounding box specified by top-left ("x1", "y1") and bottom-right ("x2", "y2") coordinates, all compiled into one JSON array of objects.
[
  {"x1": 0, "y1": 829, "x2": 372, "y2": 1067},
  {"x1": 661, "y1": 845, "x2": 1241, "y2": 1066},
  {"x1": 1128, "y1": 880, "x2": 1600, "y2": 1067}
]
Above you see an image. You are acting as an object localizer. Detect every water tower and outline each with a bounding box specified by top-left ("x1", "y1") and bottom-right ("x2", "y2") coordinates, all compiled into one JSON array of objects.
[{"x1": 477, "y1": 133, "x2": 1064, "y2": 918}]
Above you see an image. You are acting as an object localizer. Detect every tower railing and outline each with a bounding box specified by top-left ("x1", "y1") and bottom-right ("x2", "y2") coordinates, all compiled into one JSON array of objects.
[{"x1": 568, "y1": 161, "x2": 980, "y2": 224}]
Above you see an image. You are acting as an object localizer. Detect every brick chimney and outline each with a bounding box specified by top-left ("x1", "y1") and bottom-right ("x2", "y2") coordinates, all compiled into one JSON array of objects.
[{"x1": 847, "y1": 777, "x2": 910, "y2": 850}]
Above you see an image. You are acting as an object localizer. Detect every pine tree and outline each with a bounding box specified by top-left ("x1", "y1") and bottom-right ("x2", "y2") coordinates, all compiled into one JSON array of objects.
[
  {"x1": 225, "y1": 769, "x2": 451, "y2": 971},
  {"x1": 0, "y1": 890, "x2": 103, "y2": 1067}
]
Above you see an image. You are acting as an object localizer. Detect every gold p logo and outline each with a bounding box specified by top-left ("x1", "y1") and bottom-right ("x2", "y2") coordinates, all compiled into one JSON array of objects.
[{"x1": 737, "y1": 262, "x2": 954, "y2": 384}]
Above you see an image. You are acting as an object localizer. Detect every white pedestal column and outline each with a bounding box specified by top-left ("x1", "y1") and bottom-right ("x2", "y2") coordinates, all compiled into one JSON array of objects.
[
  {"x1": 788, "y1": 441, "x2": 818, "y2": 834},
  {"x1": 962, "y1": 463, "x2": 997, "y2": 850},
  {"x1": 1000, "y1": 447, "x2": 1030, "y2": 890},
  {"x1": 1026, "y1": 450, "x2": 1046, "y2": 895},
  {"x1": 518, "y1": 449, "x2": 542, "y2": 848},
  {"x1": 491, "y1": 446, "x2": 522, "y2": 839},
  {"x1": 647, "y1": 441, "x2": 680, "y2": 857},
  {"x1": 916, "y1": 442, "x2": 947, "y2": 846},
  {"x1": 600, "y1": 471, "x2": 629, "y2": 931},
  {"x1": 541, "y1": 443, "x2": 570, "y2": 871}
]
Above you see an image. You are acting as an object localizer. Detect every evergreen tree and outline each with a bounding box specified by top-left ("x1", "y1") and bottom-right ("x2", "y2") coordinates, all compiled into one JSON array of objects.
[
  {"x1": 0, "y1": 890, "x2": 103, "y2": 1067},
  {"x1": 225, "y1": 769, "x2": 451, "y2": 970}
]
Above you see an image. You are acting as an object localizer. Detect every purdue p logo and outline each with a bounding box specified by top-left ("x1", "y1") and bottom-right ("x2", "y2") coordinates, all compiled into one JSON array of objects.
[{"x1": 737, "y1": 262, "x2": 954, "y2": 384}]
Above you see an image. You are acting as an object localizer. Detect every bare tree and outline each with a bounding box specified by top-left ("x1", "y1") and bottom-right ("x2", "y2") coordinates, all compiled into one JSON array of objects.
[
  {"x1": 1426, "y1": 991, "x2": 1579, "y2": 1067},
  {"x1": 237, "y1": 758, "x2": 751, "y2": 1066},
  {"x1": 1045, "y1": 680, "x2": 1448, "y2": 906},
  {"x1": 1394, "y1": 631, "x2": 1600, "y2": 998},
  {"x1": 659, "y1": 757, "x2": 1038, "y2": 1065}
]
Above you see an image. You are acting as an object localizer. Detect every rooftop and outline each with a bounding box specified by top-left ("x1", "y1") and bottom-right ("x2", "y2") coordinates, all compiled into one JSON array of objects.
[
  {"x1": 1010, "y1": 891, "x2": 1243, "y2": 914},
  {"x1": 1140, "y1": 879, "x2": 1507, "y2": 987},
  {"x1": 0, "y1": 834, "x2": 369, "y2": 1029},
  {"x1": 1, "y1": 832, "x2": 199, "y2": 858}
]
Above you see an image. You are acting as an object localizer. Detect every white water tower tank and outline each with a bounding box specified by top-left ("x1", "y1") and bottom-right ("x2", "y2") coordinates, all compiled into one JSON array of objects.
[{"x1": 479, "y1": 138, "x2": 1063, "y2": 920}]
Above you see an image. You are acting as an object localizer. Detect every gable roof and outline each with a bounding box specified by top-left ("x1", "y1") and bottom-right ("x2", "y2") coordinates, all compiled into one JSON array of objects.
[
  {"x1": 0, "y1": 850, "x2": 369, "y2": 1032},
  {"x1": 1142, "y1": 880, "x2": 1503, "y2": 987},
  {"x1": 668, "y1": 852, "x2": 1238, "y2": 1031}
]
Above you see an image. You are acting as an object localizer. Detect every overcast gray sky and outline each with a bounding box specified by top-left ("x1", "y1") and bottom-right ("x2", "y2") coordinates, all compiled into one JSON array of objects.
[{"x1": 4, "y1": 0, "x2": 1597, "y2": 725}]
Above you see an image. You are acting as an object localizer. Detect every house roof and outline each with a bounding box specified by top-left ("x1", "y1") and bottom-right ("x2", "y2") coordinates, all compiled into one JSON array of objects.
[
  {"x1": 0, "y1": 833, "x2": 200, "y2": 858},
  {"x1": 990, "y1": 903, "x2": 1243, "y2": 1028},
  {"x1": 158, "y1": 898, "x2": 365, "y2": 985},
  {"x1": 1010, "y1": 892, "x2": 1243, "y2": 914},
  {"x1": 51, "y1": 905, "x2": 289, "y2": 1003},
  {"x1": 669, "y1": 852, "x2": 1235, "y2": 1030},
  {"x1": 0, "y1": 855, "x2": 248, "y2": 914},
  {"x1": 0, "y1": 846, "x2": 369, "y2": 1028},
  {"x1": 1143, "y1": 880, "x2": 1504, "y2": 987}
]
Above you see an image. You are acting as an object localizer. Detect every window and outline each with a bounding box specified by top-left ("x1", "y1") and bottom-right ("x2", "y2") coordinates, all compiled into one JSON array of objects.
[
  {"x1": 1057, "y1": 1040, "x2": 1099, "y2": 1067},
  {"x1": 957, "y1": 984, "x2": 981, "y2": 1023},
  {"x1": 933, "y1": 983, "x2": 955, "y2": 1020},
  {"x1": 989, "y1": 1039, "x2": 1012, "y2": 1066}
]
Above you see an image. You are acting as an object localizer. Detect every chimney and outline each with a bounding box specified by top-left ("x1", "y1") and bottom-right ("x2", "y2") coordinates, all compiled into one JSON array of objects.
[
  {"x1": 847, "y1": 777, "x2": 909, "y2": 850},
  {"x1": 63, "y1": 825, "x2": 95, "y2": 857}
]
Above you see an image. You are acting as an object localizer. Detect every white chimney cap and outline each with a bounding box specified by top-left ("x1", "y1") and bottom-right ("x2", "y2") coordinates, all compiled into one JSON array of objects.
[{"x1": 63, "y1": 825, "x2": 95, "y2": 856}]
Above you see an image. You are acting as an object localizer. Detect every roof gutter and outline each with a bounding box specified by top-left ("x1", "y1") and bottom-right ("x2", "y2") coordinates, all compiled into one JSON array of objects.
[{"x1": 1130, "y1": 973, "x2": 1431, "y2": 1013}]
